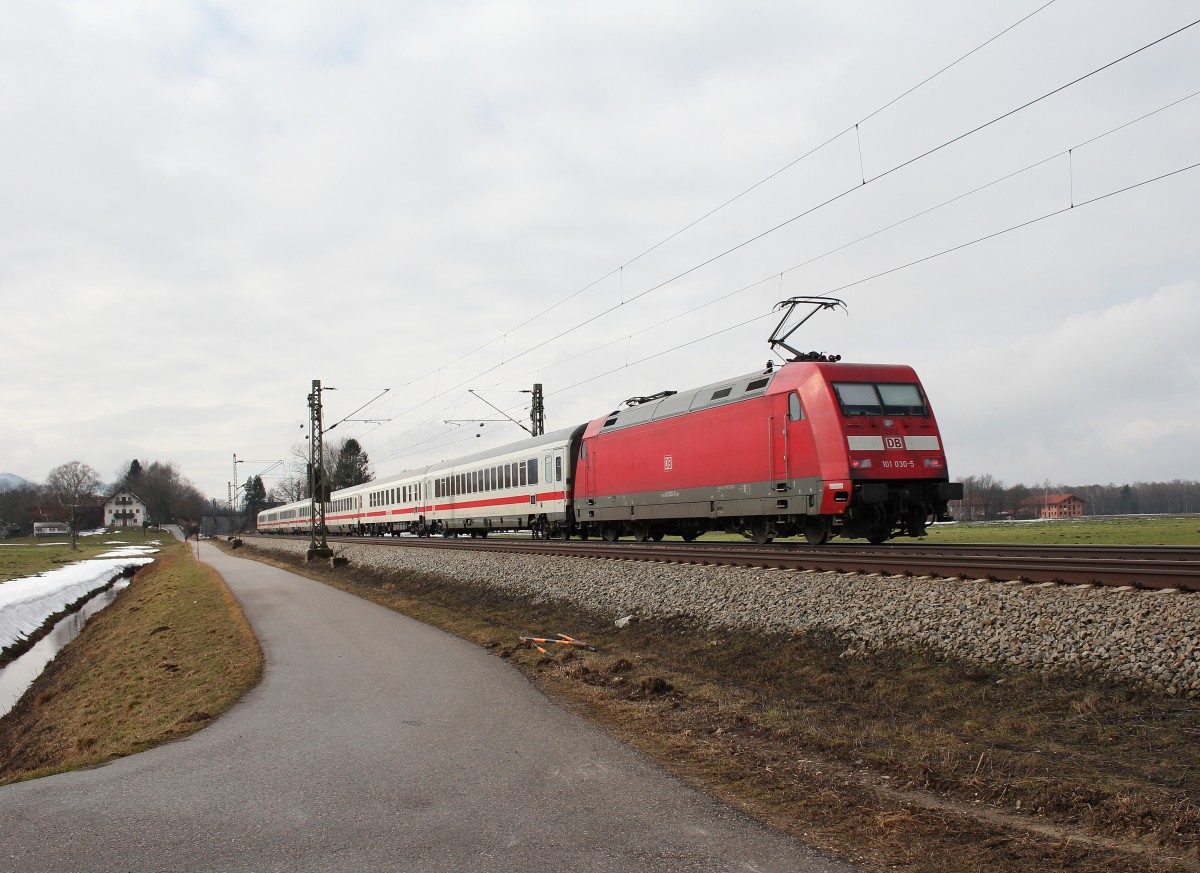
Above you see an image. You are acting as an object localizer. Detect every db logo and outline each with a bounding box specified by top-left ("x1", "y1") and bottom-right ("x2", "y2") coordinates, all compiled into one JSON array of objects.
[
  {"x1": 885, "y1": 437, "x2": 904, "y2": 449},
  {"x1": 664, "y1": 455, "x2": 674, "y2": 471}
]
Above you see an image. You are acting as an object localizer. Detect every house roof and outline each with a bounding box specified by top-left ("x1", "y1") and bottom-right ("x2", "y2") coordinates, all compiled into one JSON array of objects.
[
  {"x1": 106, "y1": 486, "x2": 147, "y2": 504},
  {"x1": 1020, "y1": 493, "x2": 1086, "y2": 508}
]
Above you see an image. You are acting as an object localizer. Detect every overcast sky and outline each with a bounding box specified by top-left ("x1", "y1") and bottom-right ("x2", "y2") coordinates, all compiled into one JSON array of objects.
[{"x1": 2, "y1": 0, "x2": 1197, "y2": 502}]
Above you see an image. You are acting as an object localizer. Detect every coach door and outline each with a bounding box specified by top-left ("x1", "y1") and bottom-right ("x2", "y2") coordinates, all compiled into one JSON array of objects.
[{"x1": 582, "y1": 438, "x2": 596, "y2": 502}]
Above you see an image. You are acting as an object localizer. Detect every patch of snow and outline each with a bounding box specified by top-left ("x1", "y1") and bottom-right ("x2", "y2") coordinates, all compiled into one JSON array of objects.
[
  {"x1": 0, "y1": 556, "x2": 155, "y2": 651},
  {"x1": 96, "y1": 546, "x2": 159, "y2": 559}
]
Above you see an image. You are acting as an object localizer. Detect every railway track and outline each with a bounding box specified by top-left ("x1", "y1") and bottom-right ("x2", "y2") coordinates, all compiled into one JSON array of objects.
[{"x1": 275, "y1": 534, "x2": 1200, "y2": 592}]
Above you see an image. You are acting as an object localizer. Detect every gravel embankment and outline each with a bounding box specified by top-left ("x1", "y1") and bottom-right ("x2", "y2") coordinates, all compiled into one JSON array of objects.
[{"x1": 244, "y1": 537, "x2": 1200, "y2": 697}]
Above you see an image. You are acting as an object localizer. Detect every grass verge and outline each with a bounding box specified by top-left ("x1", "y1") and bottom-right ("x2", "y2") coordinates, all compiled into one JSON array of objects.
[
  {"x1": 237, "y1": 540, "x2": 1199, "y2": 873},
  {"x1": 0, "y1": 543, "x2": 262, "y2": 784}
]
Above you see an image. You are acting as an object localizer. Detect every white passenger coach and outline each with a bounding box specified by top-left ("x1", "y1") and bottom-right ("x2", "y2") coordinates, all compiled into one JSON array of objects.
[{"x1": 257, "y1": 425, "x2": 586, "y2": 539}]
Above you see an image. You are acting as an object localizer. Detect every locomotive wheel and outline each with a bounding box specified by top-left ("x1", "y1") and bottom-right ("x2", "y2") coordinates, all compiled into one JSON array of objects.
[
  {"x1": 750, "y1": 520, "x2": 774, "y2": 545},
  {"x1": 578, "y1": 528, "x2": 590, "y2": 541},
  {"x1": 867, "y1": 524, "x2": 891, "y2": 544},
  {"x1": 906, "y1": 509, "x2": 929, "y2": 538},
  {"x1": 631, "y1": 522, "x2": 650, "y2": 543},
  {"x1": 601, "y1": 523, "x2": 619, "y2": 543},
  {"x1": 803, "y1": 518, "x2": 830, "y2": 545},
  {"x1": 651, "y1": 530, "x2": 665, "y2": 541},
  {"x1": 681, "y1": 531, "x2": 700, "y2": 542}
]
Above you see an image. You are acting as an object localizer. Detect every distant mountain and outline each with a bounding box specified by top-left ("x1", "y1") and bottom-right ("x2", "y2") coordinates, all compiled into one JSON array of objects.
[{"x1": 0, "y1": 473, "x2": 34, "y2": 492}]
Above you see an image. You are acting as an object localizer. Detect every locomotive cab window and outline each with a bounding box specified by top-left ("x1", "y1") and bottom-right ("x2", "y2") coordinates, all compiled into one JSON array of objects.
[
  {"x1": 788, "y1": 392, "x2": 804, "y2": 421},
  {"x1": 833, "y1": 382, "x2": 928, "y2": 417}
]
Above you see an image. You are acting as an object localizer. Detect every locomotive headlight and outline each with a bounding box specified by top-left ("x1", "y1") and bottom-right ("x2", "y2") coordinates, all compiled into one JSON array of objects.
[
  {"x1": 850, "y1": 458, "x2": 872, "y2": 469},
  {"x1": 924, "y1": 457, "x2": 944, "y2": 468}
]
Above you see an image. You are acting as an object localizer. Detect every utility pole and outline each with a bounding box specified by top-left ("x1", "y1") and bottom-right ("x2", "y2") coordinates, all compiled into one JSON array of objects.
[
  {"x1": 306, "y1": 379, "x2": 333, "y2": 561},
  {"x1": 530, "y1": 383, "x2": 545, "y2": 437}
]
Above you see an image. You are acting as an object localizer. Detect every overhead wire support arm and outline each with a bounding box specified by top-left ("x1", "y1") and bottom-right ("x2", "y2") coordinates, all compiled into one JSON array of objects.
[
  {"x1": 468, "y1": 389, "x2": 535, "y2": 436},
  {"x1": 769, "y1": 297, "x2": 847, "y2": 362},
  {"x1": 323, "y1": 388, "x2": 391, "y2": 433}
]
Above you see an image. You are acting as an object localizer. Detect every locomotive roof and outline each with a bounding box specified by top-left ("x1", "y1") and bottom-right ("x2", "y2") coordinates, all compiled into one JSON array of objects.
[{"x1": 598, "y1": 366, "x2": 777, "y2": 433}]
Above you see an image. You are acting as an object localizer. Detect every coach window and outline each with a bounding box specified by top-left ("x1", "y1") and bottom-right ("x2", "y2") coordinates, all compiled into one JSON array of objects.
[
  {"x1": 556, "y1": 455, "x2": 563, "y2": 482},
  {"x1": 519, "y1": 462, "x2": 528, "y2": 487},
  {"x1": 528, "y1": 458, "x2": 538, "y2": 486},
  {"x1": 504, "y1": 465, "x2": 512, "y2": 489},
  {"x1": 789, "y1": 392, "x2": 804, "y2": 421}
]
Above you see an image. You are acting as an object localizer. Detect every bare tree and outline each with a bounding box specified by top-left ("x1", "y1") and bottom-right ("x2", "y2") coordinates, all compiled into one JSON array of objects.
[
  {"x1": 137, "y1": 460, "x2": 206, "y2": 526},
  {"x1": 44, "y1": 461, "x2": 103, "y2": 550}
]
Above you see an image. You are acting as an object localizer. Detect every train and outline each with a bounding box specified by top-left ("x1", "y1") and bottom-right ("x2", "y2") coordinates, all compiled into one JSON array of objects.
[{"x1": 258, "y1": 358, "x2": 963, "y2": 544}]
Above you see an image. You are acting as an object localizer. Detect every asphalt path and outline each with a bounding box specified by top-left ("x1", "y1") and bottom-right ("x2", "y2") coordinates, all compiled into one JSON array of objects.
[{"x1": 0, "y1": 540, "x2": 857, "y2": 872}]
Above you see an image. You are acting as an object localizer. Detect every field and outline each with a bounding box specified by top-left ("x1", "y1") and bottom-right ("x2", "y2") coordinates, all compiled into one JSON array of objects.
[
  {"x1": 0, "y1": 529, "x2": 168, "y2": 583},
  {"x1": 922, "y1": 515, "x2": 1200, "y2": 546}
]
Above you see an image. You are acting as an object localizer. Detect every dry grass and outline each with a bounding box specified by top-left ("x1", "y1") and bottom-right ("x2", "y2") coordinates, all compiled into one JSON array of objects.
[
  {"x1": 238, "y1": 541, "x2": 1200, "y2": 873},
  {"x1": 0, "y1": 544, "x2": 262, "y2": 784}
]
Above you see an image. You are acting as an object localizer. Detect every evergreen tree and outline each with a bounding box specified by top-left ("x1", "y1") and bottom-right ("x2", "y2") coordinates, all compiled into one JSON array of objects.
[
  {"x1": 330, "y1": 438, "x2": 373, "y2": 490},
  {"x1": 243, "y1": 475, "x2": 268, "y2": 526}
]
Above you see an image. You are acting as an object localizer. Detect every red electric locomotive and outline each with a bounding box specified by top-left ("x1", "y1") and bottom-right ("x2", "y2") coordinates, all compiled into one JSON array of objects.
[{"x1": 572, "y1": 358, "x2": 961, "y2": 544}]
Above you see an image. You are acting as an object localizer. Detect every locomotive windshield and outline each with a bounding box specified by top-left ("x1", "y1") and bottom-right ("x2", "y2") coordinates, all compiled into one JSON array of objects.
[{"x1": 833, "y1": 382, "x2": 927, "y2": 417}]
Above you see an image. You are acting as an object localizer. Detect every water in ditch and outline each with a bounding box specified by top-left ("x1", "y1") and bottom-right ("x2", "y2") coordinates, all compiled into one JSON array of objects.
[{"x1": 0, "y1": 579, "x2": 131, "y2": 718}]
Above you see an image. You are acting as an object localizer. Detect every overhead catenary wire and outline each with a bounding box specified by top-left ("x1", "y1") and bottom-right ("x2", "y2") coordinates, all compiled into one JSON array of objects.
[
  {"x1": 362, "y1": 19, "x2": 1200, "y2": 437},
  {"x1": 814, "y1": 159, "x2": 1200, "y2": 299},
  {"x1": 342, "y1": 1, "x2": 1066, "y2": 421},
  {"x1": 319, "y1": 13, "x2": 1200, "y2": 487},
  {"x1": 390, "y1": 143, "x2": 1200, "y2": 465}
]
